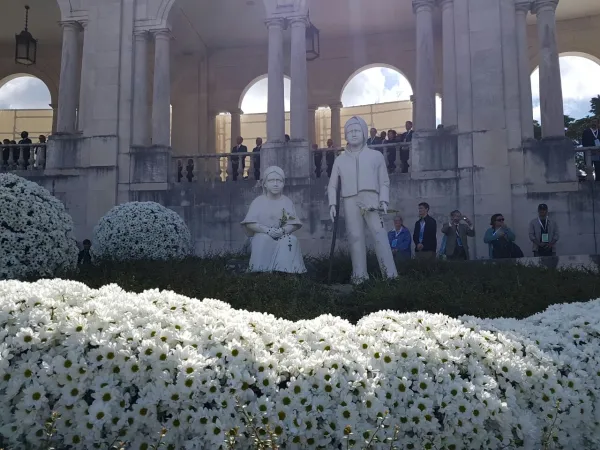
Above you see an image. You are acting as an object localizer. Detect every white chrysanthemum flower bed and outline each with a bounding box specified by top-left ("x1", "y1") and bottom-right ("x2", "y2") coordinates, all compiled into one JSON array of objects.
[
  {"x1": 1, "y1": 280, "x2": 599, "y2": 450},
  {"x1": 93, "y1": 202, "x2": 192, "y2": 261},
  {"x1": 0, "y1": 174, "x2": 78, "y2": 280}
]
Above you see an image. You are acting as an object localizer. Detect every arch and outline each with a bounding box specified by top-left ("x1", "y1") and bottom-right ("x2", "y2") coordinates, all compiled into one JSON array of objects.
[
  {"x1": 0, "y1": 74, "x2": 52, "y2": 110},
  {"x1": 530, "y1": 53, "x2": 600, "y2": 122},
  {"x1": 239, "y1": 74, "x2": 291, "y2": 114},
  {"x1": 340, "y1": 64, "x2": 414, "y2": 107}
]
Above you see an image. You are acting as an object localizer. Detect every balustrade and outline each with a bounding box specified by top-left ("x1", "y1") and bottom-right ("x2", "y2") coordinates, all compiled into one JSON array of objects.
[
  {"x1": 171, "y1": 142, "x2": 413, "y2": 183},
  {"x1": 0, "y1": 143, "x2": 47, "y2": 172}
]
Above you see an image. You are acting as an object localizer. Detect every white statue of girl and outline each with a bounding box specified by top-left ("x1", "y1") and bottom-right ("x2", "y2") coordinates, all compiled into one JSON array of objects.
[{"x1": 241, "y1": 166, "x2": 307, "y2": 274}]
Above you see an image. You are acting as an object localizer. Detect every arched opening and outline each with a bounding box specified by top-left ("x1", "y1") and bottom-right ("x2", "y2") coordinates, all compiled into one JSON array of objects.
[
  {"x1": 0, "y1": 75, "x2": 53, "y2": 142},
  {"x1": 216, "y1": 75, "x2": 291, "y2": 155},
  {"x1": 319, "y1": 65, "x2": 413, "y2": 147},
  {"x1": 531, "y1": 54, "x2": 600, "y2": 130}
]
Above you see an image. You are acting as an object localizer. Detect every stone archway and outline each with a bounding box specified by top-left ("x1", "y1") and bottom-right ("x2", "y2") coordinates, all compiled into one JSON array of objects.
[
  {"x1": 340, "y1": 64, "x2": 413, "y2": 107},
  {"x1": 531, "y1": 53, "x2": 600, "y2": 124}
]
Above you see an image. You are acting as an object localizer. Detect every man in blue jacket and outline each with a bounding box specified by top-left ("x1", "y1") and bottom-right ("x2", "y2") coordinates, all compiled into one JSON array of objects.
[{"x1": 388, "y1": 216, "x2": 412, "y2": 262}]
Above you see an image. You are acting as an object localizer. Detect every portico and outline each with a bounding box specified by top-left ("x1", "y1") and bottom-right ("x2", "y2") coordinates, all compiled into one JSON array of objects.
[{"x1": 1, "y1": 0, "x2": 600, "y2": 257}]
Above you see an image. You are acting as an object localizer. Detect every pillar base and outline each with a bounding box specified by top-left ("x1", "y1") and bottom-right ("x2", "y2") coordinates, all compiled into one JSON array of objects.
[
  {"x1": 523, "y1": 137, "x2": 576, "y2": 184},
  {"x1": 261, "y1": 139, "x2": 311, "y2": 179},
  {"x1": 131, "y1": 145, "x2": 172, "y2": 184}
]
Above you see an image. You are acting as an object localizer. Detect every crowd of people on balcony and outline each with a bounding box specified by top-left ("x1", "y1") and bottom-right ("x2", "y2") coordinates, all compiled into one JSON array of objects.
[{"x1": 1, "y1": 131, "x2": 47, "y2": 170}]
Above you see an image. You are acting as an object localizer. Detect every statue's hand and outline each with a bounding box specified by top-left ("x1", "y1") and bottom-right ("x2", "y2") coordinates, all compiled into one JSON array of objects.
[
  {"x1": 380, "y1": 201, "x2": 388, "y2": 215},
  {"x1": 330, "y1": 205, "x2": 337, "y2": 223}
]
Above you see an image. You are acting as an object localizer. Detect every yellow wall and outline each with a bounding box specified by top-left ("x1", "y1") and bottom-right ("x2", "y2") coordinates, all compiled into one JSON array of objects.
[
  {"x1": 214, "y1": 100, "x2": 413, "y2": 154},
  {"x1": 0, "y1": 109, "x2": 52, "y2": 142}
]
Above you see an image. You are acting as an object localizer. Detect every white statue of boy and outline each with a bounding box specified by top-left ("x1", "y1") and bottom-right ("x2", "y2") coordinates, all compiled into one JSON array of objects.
[{"x1": 328, "y1": 116, "x2": 398, "y2": 283}]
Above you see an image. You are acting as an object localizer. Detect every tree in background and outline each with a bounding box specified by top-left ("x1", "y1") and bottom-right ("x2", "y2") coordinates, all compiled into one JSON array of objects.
[{"x1": 590, "y1": 95, "x2": 600, "y2": 117}]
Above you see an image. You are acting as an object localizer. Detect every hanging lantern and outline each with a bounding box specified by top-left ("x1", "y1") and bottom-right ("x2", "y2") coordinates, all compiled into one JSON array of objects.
[
  {"x1": 305, "y1": 12, "x2": 320, "y2": 61},
  {"x1": 15, "y1": 6, "x2": 37, "y2": 66}
]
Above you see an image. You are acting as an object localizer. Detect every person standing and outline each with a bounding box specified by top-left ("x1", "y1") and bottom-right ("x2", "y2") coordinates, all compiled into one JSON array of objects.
[
  {"x1": 388, "y1": 215, "x2": 412, "y2": 262},
  {"x1": 367, "y1": 127, "x2": 382, "y2": 148},
  {"x1": 325, "y1": 138, "x2": 336, "y2": 178},
  {"x1": 413, "y1": 202, "x2": 437, "y2": 261},
  {"x1": 328, "y1": 116, "x2": 397, "y2": 283},
  {"x1": 442, "y1": 210, "x2": 475, "y2": 260},
  {"x1": 231, "y1": 136, "x2": 247, "y2": 181},
  {"x1": 18, "y1": 131, "x2": 32, "y2": 169},
  {"x1": 399, "y1": 121, "x2": 413, "y2": 173},
  {"x1": 252, "y1": 137, "x2": 262, "y2": 181},
  {"x1": 528, "y1": 204, "x2": 559, "y2": 257},
  {"x1": 582, "y1": 118, "x2": 600, "y2": 181},
  {"x1": 484, "y1": 214, "x2": 520, "y2": 259},
  {"x1": 78, "y1": 239, "x2": 93, "y2": 266}
]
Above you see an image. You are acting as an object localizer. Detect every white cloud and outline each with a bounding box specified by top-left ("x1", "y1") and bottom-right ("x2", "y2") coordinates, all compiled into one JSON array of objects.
[
  {"x1": 341, "y1": 67, "x2": 413, "y2": 107},
  {"x1": 240, "y1": 77, "x2": 291, "y2": 114},
  {"x1": 0, "y1": 77, "x2": 51, "y2": 109},
  {"x1": 531, "y1": 55, "x2": 600, "y2": 122}
]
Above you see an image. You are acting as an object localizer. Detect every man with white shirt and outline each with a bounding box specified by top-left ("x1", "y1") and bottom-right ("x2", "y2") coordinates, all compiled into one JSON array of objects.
[
  {"x1": 328, "y1": 116, "x2": 398, "y2": 283},
  {"x1": 582, "y1": 118, "x2": 600, "y2": 181}
]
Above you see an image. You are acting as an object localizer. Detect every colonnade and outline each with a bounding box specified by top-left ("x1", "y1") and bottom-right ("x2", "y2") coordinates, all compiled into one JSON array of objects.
[{"x1": 413, "y1": 0, "x2": 563, "y2": 137}]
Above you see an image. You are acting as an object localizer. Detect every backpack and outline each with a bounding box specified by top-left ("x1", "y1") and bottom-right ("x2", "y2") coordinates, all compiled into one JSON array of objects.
[{"x1": 492, "y1": 237, "x2": 524, "y2": 259}]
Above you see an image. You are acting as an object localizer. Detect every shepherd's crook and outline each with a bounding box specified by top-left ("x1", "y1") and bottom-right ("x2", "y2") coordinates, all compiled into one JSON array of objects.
[{"x1": 327, "y1": 176, "x2": 342, "y2": 284}]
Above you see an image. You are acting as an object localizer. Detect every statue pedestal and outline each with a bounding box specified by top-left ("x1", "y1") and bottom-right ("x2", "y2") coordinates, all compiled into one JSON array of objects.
[{"x1": 261, "y1": 139, "x2": 311, "y2": 179}]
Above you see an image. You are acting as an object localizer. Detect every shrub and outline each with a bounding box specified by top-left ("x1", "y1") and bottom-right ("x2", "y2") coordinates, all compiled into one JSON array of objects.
[
  {"x1": 71, "y1": 257, "x2": 600, "y2": 323},
  {"x1": 0, "y1": 173, "x2": 78, "y2": 280},
  {"x1": 0, "y1": 279, "x2": 598, "y2": 449},
  {"x1": 93, "y1": 202, "x2": 192, "y2": 261}
]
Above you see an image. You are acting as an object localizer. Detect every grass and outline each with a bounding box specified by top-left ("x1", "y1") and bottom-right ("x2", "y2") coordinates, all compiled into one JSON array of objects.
[{"x1": 55, "y1": 252, "x2": 600, "y2": 323}]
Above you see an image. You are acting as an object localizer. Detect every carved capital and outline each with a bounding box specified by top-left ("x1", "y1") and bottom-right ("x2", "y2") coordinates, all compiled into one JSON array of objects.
[
  {"x1": 329, "y1": 102, "x2": 343, "y2": 110},
  {"x1": 437, "y1": 0, "x2": 453, "y2": 10},
  {"x1": 59, "y1": 21, "x2": 81, "y2": 32},
  {"x1": 413, "y1": 0, "x2": 436, "y2": 14},
  {"x1": 133, "y1": 30, "x2": 149, "y2": 40},
  {"x1": 151, "y1": 28, "x2": 172, "y2": 40},
  {"x1": 265, "y1": 17, "x2": 285, "y2": 29},
  {"x1": 288, "y1": 16, "x2": 309, "y2": 28},
  {"x1": 515, "y1": 0, "x2": 532, "y2": 13},
  {"x1": 230, "y1": 108, "x2": 244, "y2": 116},
  {"x1": 532, "y1": 0, "x2": 558, "y2": 14}
]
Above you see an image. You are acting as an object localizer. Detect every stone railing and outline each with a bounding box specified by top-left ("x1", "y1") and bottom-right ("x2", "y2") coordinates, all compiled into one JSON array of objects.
[
  {"x1": 173, "y1": 152, "x2": 258, "y2": 183},
  {"x1": 578, "y1": 146, "x2": 600, "y2": 181},
  {"x1": 172, "y1": 142, "x2": 412, "y2": 183},
  {"x1": 1, "y1": 143, "x2": 47, "y2": 172}
]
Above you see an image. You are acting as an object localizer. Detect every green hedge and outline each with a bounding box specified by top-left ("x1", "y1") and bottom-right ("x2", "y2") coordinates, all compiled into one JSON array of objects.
[{"x1": 60, "y1": 254, "x2": 600, "y2": 323}]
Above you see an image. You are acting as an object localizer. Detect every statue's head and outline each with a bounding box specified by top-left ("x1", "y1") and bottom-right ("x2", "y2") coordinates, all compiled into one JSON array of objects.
[
  {"x1": 262, "y1": 166, "x2": 285, "y2": 196},
  {"x1": 344, "y1": 116, "x2": 368, "y2": 148}
]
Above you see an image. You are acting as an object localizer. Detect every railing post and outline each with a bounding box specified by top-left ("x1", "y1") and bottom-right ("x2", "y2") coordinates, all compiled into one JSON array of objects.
[
  {"x1": 36, "y1": 145, "x2": 46, "y2": 169},
  {"x1": 17, "y1": 147, "x2": 25, "y2": 170}
]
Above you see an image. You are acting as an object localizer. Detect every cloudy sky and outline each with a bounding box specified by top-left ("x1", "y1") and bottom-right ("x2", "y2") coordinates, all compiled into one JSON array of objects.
[
  {"x1": 2, "y1": 56, "x2": 599, "y2": 122},
  {"x1": 531, "y1": 56, "x2": 600, "y2": 121}
]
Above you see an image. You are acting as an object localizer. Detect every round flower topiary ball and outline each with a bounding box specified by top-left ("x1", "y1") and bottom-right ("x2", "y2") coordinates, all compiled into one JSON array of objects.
[
  {"x1": 0, "y1": 173, "x2": 78, "y2": 279},
  {"x1": 93, "y1": 201, "x2": 193, "y2": 261}
]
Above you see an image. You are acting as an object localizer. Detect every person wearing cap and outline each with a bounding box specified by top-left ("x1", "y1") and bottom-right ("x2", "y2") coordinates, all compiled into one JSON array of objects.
[
  {"x1": 528, "y1": 204, "x2": 559, "y2": 257},
  {"x1": 328, "y1": 115, "x2": 398, "y2": 283}
]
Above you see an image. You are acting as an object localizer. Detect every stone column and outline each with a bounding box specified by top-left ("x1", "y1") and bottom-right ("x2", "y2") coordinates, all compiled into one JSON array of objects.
[
  {"x1": 151, "y1": 29, "x2": 172, "y2": 147},
  {"x1": 533, "y1": 0, "x2": 564, "y2": 137},
  {"x1": 308, "y1": 105, "x2": 317, "y2": 146},
  {"x1": 410, "y1": 95, "x2": 416, "y2": 124},
  {"x1": 77, "y1": 20, "x2": 91, "y2": 132},
  {"x1": 49, "y1": 103, "x2": 58, "y2": 134},
  {"x1": 412, "y1": 0, "x2": 436, "y2": 130},
  {"x1": 230, "y1": 109, "x2": 242, "y2": 144},
  {"x1": 56, "y1": 21, "x2": 80, "y2": 133},
  {"x1": 515, "y1": 1, "x2": 535, "y2": 139},
  {"x1": 330, "y1": 103, "x2": 342, "y2": 146},
  {"x1": 266, "y1": 18, "x2": 285, "y2": 142},
  {"x1": 132, "y1": 31, "x2": 150, "y2": 146},
  {"x1": 440, "y1": 0, "x2": 457, "y2": 127},
  {"x1": 290, "y1": 17, "x2": 309, "y2": 141},
  {"x1": 207, "y1": 110, "x2": 217, "y2": 154}
]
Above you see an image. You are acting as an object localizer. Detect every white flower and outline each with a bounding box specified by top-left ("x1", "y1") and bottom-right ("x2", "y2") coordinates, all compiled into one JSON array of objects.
[
  {"x1": 0, "y1": 173, "x2": 78, "y2": 279},
  {"x1": 0, "y1": 279, "x2": 599, "y2": 449},
  {"x1": 92, "y1": 201, "x2": 192, "y2": 261}
]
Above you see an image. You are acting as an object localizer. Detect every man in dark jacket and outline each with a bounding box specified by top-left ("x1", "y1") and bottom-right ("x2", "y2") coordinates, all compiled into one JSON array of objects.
[
  {"x1": 582, "y1": 118, "x2": 600, "y2": 181},
  {"x1": 399, "y1": 121, "x2": 413, "y2": 173},
  {"x1": 252, "y1": 137, "x2": 262, "y2": 181},
  {"x1": 231, "y1": 136, "x2": 247, "y2": 181},
  {"x1": 413, "y1": 202, "x2": 437, "y2": 261}
]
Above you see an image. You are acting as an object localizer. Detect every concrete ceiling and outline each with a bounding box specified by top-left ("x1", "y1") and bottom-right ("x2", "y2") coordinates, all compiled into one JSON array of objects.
[
  {"x1": 0, "y1": 0, "x2": 598, "y2": 50},
  {"x1": 0, "y1": 0, "x2": 62, "y2": 44}
]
